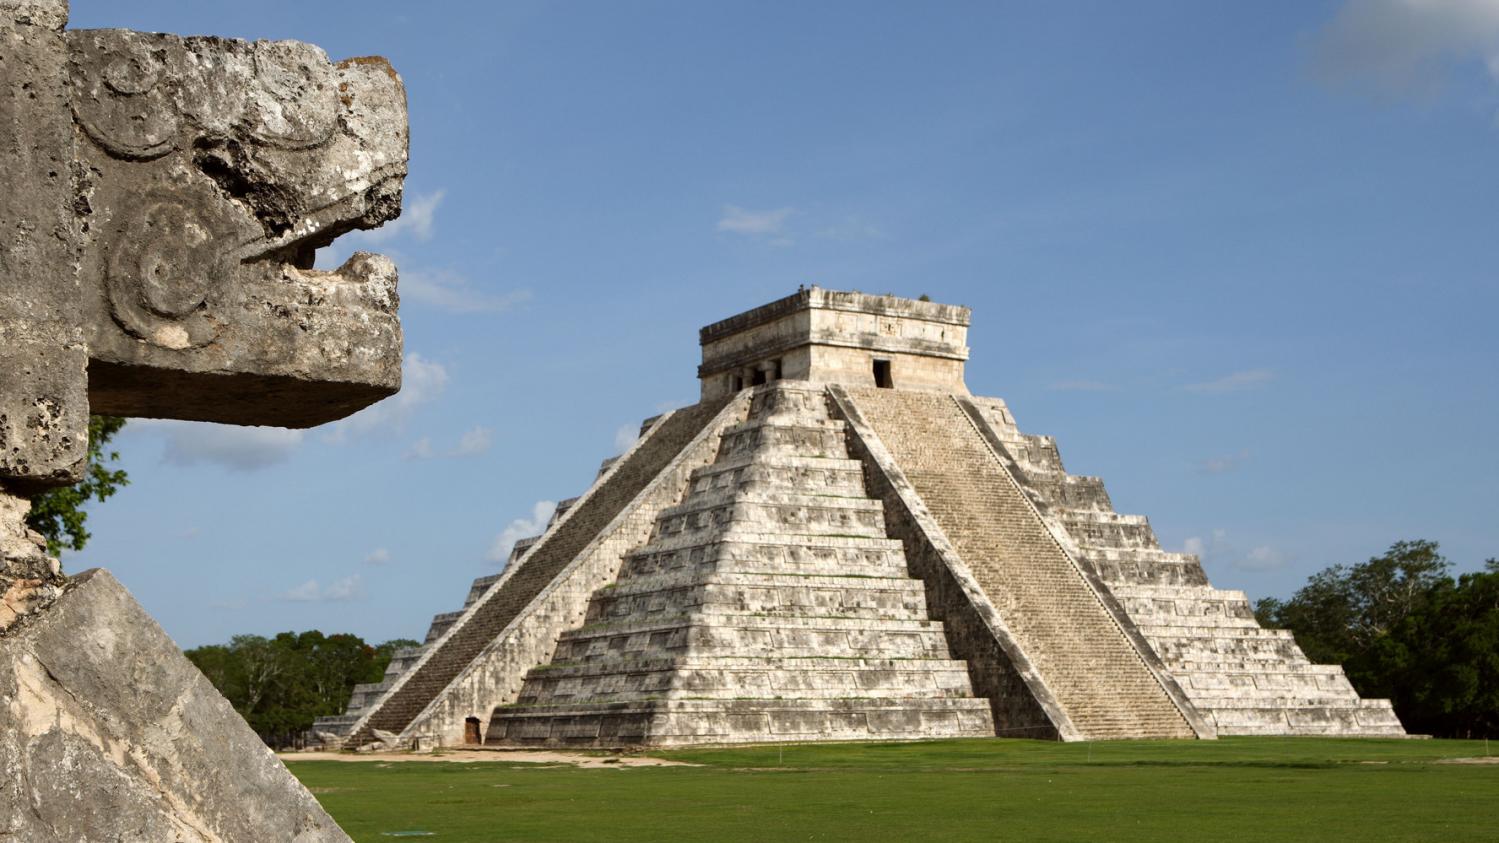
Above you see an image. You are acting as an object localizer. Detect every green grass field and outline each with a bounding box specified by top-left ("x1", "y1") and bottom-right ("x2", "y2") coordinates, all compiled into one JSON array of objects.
[{"x1": 289, "y1": 737, "x2": 1499, "y2": 842}]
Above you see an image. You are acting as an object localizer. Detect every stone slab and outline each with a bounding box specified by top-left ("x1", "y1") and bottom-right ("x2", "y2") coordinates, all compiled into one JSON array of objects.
[{"x1": 0, "y1": 569, "x2": 348, "y2": 842}]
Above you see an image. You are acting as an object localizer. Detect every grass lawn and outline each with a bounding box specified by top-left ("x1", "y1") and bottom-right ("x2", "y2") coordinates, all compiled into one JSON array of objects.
[{"x1": 288, "y1": 737, "x2": 1499, "y2": 842}]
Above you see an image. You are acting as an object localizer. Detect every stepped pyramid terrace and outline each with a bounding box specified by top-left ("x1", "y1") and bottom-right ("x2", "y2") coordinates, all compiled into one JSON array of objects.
[{"x1": 316, "y1": 288, "x2": 1405, "y2": 748}]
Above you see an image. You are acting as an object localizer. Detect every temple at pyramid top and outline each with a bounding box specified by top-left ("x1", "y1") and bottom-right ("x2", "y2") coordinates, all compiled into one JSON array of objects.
[{"x1": 699, "y1": 286, "x2": 972, "y2": 399}]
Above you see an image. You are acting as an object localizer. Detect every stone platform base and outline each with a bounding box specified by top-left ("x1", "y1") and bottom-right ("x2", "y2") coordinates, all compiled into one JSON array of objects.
[
  {"x1": 0, "y1": 569, "x2": 349, "y2": 842},
  {"x1": 491, "y1": 697, "x2": 996, "y2": 747}
]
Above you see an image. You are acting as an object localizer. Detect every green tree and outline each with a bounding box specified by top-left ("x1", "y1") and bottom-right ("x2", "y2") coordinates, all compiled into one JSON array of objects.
[
  {"x1": 1259, "y1": 541, "x2": 1498, "y2": 738},
  {"x1": 185, "y1": 631, "x2": 420, "y2": 747},
  {"x1": 25, "y1": 415, "x2": 129, "y2": 555}
]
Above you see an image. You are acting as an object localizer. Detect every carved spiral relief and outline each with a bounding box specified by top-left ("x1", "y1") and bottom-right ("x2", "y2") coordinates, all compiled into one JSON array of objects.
[
  {"x1": 69, "y1": 33, "x2": 181, "y2": 160},
  {"x1": 69, "y1": 33, "x2": 342, "y2": 160},
  {"x1": 105, "y1": 199, "x2": 227, "y2": 350},
  {"x1": 248, "y1": 41, "x2": 339, "y2": 150}
]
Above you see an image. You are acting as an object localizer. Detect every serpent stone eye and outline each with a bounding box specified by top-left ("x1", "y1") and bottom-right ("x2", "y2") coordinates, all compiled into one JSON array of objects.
[
  {"x1": 248, "y1": 40, "x2": 339, "y2": 150},
  {"x1": 105, "y1": 198, "x2": 226, "y2": 350},
  {"x1": 102, "y1": 51, "x2": 160, "y2": 96}
]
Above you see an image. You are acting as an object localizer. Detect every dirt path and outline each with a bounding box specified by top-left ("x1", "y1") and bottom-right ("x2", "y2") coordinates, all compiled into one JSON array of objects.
[{"x1": 279, "y1": 749, "x2": 694, "y2": 768}]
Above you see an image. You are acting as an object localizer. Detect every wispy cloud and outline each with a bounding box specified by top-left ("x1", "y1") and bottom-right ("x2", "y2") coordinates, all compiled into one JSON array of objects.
[
  {"x1": 1314, "y1": 0, "x2": 1499, "y2": 97},
  {"x1": 1241, "y1": 545, "x2": 1288, "y2": 571},
  {"x1": 282, "y1": 574, "x2": 365, "y2": 602},
  {"x1": 1200, "y1": 449, "x2": 1251, "y2": 474},
  {"x1": 613, "y1": 423, "x2": 640, "y2": 453},
  {"x1": 1183, "y1": 369, "x2": 1274, "y2": 395},
  {"x1": 1182, "y1": 530, "x2": 1289, "y2": 572},
  {"x1": 364, "y1": 548, "x2": 391, "y2": 565},
  {"x1": 1182, "y1": 529, "x2": 1228, "y2": 560},
  {"x1": 487, "y1": 500, "x2": 556, "y2": 566},
  {"x1": 137, "y1": 420, "x2": 306, "y2": 472},
  {"x1": 717, "y1": 205, "x2": 795, "y2": 237},
  {"x1": 404, "y1": 268, "x2": 533, "y2": 314},
  {"x1": 353, "y1": 190, "x2": 445, "y2": 245},
  {"x1": 454, "y1": 426, "x2": 493, "y2": 456},
  {"x1": 325, "y1": 353, "x2": 448, "y2": 443},
  {"x1": 407, "y1": 425, "x2": 494, "y2": 460},
  {"x1": 1047, "y1": 379, "x2": 1120, "y2": 393}
]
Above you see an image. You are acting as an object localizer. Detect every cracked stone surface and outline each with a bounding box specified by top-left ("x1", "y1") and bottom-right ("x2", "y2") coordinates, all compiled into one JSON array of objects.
[{"x1": 0, "y1": 569, "x2": 349, "y2": 842}]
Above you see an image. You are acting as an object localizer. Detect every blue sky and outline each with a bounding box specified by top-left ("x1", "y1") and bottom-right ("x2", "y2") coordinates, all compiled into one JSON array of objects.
[{"x1": 65, "y1": 1, "x2": 1498, "y2": 649}]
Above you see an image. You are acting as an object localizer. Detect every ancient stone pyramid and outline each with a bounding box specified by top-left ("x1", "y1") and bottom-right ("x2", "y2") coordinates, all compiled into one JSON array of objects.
[{"x1": 320, "y1": 288, "x2": 1405, "y2": 747}]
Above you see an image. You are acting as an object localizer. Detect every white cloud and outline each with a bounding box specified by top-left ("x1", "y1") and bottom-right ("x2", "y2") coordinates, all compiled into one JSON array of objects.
[
  {"x1": 1047, "y1": 379, "x2": 1119, "y2": 393},
  {"x1": 139, "y1": 420, "x2": 306, "y2": 471},
  {"x1": 454, "y1": 426, "x2": 494, "y2": 457},
  {"x1": 283, "y1": 579, "x2": 321, "y2": 601},
  {"x1": 1183, "y1": 369, "x2": 1274, "y2": 395},
  {"x1": 135, "y1": 355, "x2": 450, "y2": 465},
  {"x1": 614, "y1": 423, "x2": 640, "y2": 453},
  {"x1": 404, "y1": 267, "x2": 533, "y2": 314},
  {"x1": 1182, "y1": 528, "x2": 1229, "y2": 561},
  {"x1": 1200, "y1": 449, "x2": 1251, "y2": 474},
  {"x1": 365, "y1": 547, "x2": 391, "y2": 565},
  {"x1": 1241, "y1": 545, "x2": 1288, "y2": 571},
  {"x1": 717, "y1": 205, "x2": 795, "y2": 237},
  {"x1": 354, "y1": 190, "x2": 445, "y2": 245},
  {"x1": 1315, "y1": 0, "x2": 1499, "y2": 96},
  {"x1": 282, "y1": 574, "x2": 365, "y2": 602},
  {"x1": 325, "y1": 353, "x2": 448, "y2": 442},
  {"x1": 487, "y1": 500, "x2": 556, "y2": 565},
  {"x1": 1182, "y1": 529, "x2": 1288, "y2": 572},
  {"x1": 404, "y1": 436, "x2": 435, "y2": 460}
]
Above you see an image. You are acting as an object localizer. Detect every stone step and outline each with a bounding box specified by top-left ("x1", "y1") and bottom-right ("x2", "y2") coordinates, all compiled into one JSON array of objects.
[
  {"x1": 620, "y1": 543, "x2": 909, "y2": 581},
  {"x1": 689, "y1": 453, "x2": 868, "y2": 498},
  {"x1": 717, "y1": 419, "x2": 849, "y2": 460},
  {"x1": 556, "y1": 619, "x2": 955, "y2": 661},
  {"x1": 1058, "y1": 511, "x2": 1161, "y2": 551},
  {"x1": 585, "y1": 579, "x2": 933, "y2": 624},
  {"x1": 463, "y1": 574, "x2": 503, "y2": 608},
  {"x1": 626, "y1": 531, "x2": 904, "y2": 561},
  {"x1": 516, "y1": 656, "x2": 979, "y2": 704},
  {"x1": 1087, "y1": 547, "x2": 1210, "y2": 587},
  {"x1": 1208, "y1": 701, "x2": 1406, "y2": 737},
  {"x1": 1120, "y1": 602, "x2": 1262, "y2": 625},
  {"x1": 602, "y1": 569, "x2": 924, "y2": 598},
  {"x1": 652, "y1": 489, "x2": 888, "y2": 541},
  {"x1": 489, "y1": 697, "x2": 996, "y2": 747},
  {"x1": 1016, "y1": 473, "x2": 1114, "y2": 513},
  {"x1": 423, "y1": 610, "x2": 464, "y2": 644},
  {"x1": 1172, "y1": 658, "x2": 1332, "y2": 673},
  {"x1": 1138, "y1": 624, "x2": 1297, "y2": 640}
]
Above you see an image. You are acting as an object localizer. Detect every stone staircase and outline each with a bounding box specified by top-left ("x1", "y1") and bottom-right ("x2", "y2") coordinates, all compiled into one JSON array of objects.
[
  {"x1": 339, "y1": 397, "x2": 735, "y2": 747},
  {"x1": 963, "y1": 397, "x2": 1405, "y2": 737},
  {"x1": 844, "y1": 388, "x2": 1197, "y2": 740},
  {"x1": 313, "y1": 552, "x2": 530, "y2": 739},
  {"x1": 488, "y1": 383, "x2": 996, "y2": 746}
]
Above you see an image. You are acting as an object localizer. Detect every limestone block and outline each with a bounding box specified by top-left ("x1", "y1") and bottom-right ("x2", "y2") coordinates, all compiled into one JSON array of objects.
[{"x1": 0, "y1": 569, "x2": 348, "y2": 842}]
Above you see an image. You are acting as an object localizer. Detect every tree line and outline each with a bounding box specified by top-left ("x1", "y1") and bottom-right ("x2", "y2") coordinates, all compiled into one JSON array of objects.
[
  {"x1": 1256, "y1": 540, "x2": 1498, "y2": 739},
  {"x1": 184, "y1": 631, "x2": 420, "y2": 748}
]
